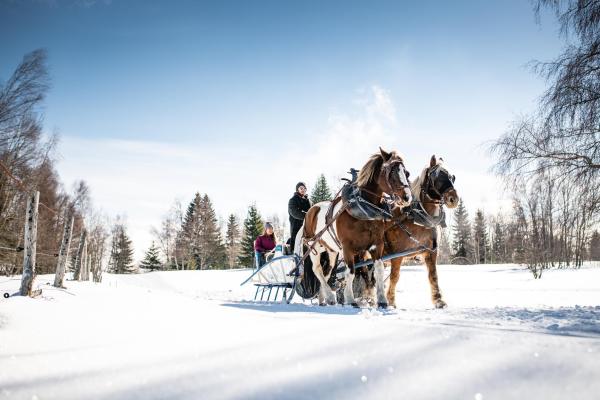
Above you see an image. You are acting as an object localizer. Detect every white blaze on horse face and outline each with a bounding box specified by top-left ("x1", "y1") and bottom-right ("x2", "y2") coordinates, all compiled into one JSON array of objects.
[
  {"x1": 397, "y1": 166, "x2": 410, "y2": 187},
  {"x1": 395, "y1": 166, "x2": 412, "y2": 205},
  {"x1": 403, "y1": 187, "x2": 412, "y2": 203}
]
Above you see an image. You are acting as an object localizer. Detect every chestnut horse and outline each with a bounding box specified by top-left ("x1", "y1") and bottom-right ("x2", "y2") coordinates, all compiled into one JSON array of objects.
[
  {"x1": 298, "y1": 148, "x2": 412, "y2": 308},
  {"x1": 385, "y1": 155, "x2": 459, "y2": 308}
]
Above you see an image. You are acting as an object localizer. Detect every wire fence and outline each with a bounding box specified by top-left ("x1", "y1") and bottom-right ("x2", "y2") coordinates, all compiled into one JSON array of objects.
[{"x1": 0, "y1": 158, "x2": 59, "y2": 216}]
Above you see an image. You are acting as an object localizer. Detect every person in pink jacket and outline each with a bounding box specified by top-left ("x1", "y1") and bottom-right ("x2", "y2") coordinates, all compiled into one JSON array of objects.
[{"x1": 254, "y1": 222, "x2": 276, "y2": 268}]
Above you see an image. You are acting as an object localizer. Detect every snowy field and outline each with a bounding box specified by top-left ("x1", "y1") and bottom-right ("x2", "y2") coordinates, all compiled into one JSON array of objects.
[{"x1": 1, "y1": 264, "x2": 599, "y2": 400}]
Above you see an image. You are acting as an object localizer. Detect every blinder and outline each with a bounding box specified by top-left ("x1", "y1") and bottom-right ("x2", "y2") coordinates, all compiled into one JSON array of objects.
[{"x1": 424, "y1": 164, "x2": 455, "y2": 201}]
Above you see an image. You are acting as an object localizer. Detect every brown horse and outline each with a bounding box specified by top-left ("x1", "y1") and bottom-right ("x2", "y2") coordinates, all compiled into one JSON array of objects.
[
  {"x1": 385, "y1": 155, "x2": 459, "y2": 308},
  {"x1": 300, "y1": 148, "x2": 412, "y2": 308}
]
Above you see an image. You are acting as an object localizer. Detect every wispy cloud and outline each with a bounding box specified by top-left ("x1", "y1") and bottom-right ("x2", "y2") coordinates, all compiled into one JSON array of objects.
[{"x1": 56, "y1": 85, "x2": 508, "y2": 260}]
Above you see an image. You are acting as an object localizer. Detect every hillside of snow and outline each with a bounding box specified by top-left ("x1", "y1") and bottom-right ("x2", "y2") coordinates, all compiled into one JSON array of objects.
[{"x1": 1, "y1": 264, "x2": 599, "y2": 400}]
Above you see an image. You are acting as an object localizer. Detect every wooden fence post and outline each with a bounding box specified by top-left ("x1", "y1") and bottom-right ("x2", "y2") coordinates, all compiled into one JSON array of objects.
[
  {"x1": 19, "y1": 191, "x2": 40, "y2": 296},
  {"x1": 53, "y1": 214, "x2": 74, "y2": 288}
]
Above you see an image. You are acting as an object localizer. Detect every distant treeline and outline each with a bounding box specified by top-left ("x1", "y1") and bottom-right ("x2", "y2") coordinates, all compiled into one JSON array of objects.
[
  {"x1": 146, "y1": 174, "x2": 335, "y2": 270},
  {"x1": 438, "y1": 200, "x2": 600, "y2": 273}
]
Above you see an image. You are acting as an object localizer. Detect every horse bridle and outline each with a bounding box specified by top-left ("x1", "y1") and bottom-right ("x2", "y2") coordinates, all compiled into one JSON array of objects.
[
  {"x1": 422, "y1": 164, "x2": 455, "y2": 204},
  {"x1": 385, "y1": 164, "x2": 453, "y2": 249},
  {"x1": 381, "y1": 159, "x2": 410, "y2": 202}
]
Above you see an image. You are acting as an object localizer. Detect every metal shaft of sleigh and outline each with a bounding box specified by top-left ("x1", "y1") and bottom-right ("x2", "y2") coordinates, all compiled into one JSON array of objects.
[{"x1": 241, "y1": 245, "x2": 429, "y2": 304}]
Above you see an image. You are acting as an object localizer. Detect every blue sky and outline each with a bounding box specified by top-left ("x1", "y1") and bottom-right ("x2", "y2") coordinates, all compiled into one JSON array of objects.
[{"x1": 0, "y1": 0, "x2": 564, "y2": 258}]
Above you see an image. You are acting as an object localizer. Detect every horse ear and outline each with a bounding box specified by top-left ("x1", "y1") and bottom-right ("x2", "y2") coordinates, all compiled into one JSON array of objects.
[
  {"x1": 379, "y1": 147, "x2": 391, "y2": 161},
  {"x1": 430, "y1": 155, "x2": 437, "y2": 167}
]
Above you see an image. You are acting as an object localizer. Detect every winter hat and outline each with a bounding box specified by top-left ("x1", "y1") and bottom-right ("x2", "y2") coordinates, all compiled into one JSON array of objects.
[
  {"x1": 296, "y1": 182, "x2": 306, "y2": 191},
  {"x1": 265, "y1": 222, "x2": 273, "y2": 230}
]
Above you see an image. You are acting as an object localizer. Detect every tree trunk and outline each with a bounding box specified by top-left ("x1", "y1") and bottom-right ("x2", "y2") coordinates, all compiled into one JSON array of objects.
[
  {"x1": 53, "y1": 215, "x2": 74, "y2": 288},
  {"x1": 19, "y1": 191, "x2": 39, "y2": 296},
  {"x1": 80, "y1": 238, "x2": 89, "y2": 281},
  {"x1": 73, "y1": 229, "x2": 87, "y2": 281}
]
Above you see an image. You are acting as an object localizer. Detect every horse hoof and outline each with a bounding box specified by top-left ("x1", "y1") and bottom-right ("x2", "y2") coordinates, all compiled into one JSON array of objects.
[
  {"x1": 435, "y1": 300, "x2": 447, "y2": 309},
  {"x1": 319, "y1": 302, "x2": 327, "y2": 307},
  {"x1": 378, "y1": 302, "x2": 388, "y2": 309},
  {"x1": 351, "y1": 302, "x2": 360, "y2": 308}
]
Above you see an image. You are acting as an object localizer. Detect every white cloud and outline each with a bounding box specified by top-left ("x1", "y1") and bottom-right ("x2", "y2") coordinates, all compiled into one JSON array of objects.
[{"x1": 56, "y1": 85, "x2": 509, "y2": 261}]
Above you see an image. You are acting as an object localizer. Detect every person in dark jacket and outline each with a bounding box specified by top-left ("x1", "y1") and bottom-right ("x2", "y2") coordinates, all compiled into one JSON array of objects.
[
  {"x1": 254, "y1": 222, "x2": 276, "y2": 268},
  {"x1": 288, "y1": 182, "x2": 311, "y2": 252}
]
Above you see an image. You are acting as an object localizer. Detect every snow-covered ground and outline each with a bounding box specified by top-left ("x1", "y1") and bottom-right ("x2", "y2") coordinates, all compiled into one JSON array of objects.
[{"x1": 1, "y1": 264, "x2": 599, "y2": 400}]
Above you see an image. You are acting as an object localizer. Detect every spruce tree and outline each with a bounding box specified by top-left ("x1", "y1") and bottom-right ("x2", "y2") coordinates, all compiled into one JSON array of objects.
[
  {"x1": 197, "y1": 194, "x2": 226, "y2": 269},
  {"x1": 238, "y1": 204, "x2": 264, "y2": 267},
  {"x1": 140, "y1": 241, "x2": 162, "y2": 271},
  {"x1": 509, "y1": 201, "x2": 528, "y2": 264},
  {"x1": 472, "y1": 209, "x2": 489, "y2": 264},
  {"x1": 437, "y1": 227, "x2": 452, "y2": 264},
  {"x1": 108, "y1": 223, "x2": 136, "y2": 274},
  {"x1": 452, "y1": 200, "x2": 473, "y2": 263},
  {"x1": 492, "y1": 221, "x2": 506, "y2": 263},
  {"x1": 310, "y1": 174, "x2": 333, "y2": 204},
  {"x1": 178, "y1": 193, "x2": 202, "y2": 269},
  {"x1": 225, "y1": 214, "x2": 241, "y2": 269}
]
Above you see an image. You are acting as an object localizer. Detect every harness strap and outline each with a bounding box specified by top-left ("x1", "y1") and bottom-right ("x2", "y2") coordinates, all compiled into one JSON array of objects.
[
  {"x1": 386, "y1": 217, "x2": 438, "y2": 255},
  {"x1": 291, "y1": 201, "x2": 349, "y2": 276},
  {"x1": 324, "y1": 197, "x2": 344, "y2": 250},
  {"x1": 355, "y1": 196, "x2": 393, "y2": 220},
  {"x1": 325, "y1": 197, "x2": 348, "y2": 250}
]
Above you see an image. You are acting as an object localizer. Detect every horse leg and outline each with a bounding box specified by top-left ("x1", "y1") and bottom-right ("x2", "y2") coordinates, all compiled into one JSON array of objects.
[
  {"x1": 424, "y1": 252, "x2": 447, "y2": 309},
  {"x1": 311, "y1": 251, "x2": 333, "y2": 306},
  {"x1": 386, "y1": 257, "x2": 403, "y2": 308},
  {"x1": 322, "y1": 250, "x2": 338, "y2": 305},
  {"x1": 342, "y1": 248, "x2": 358, "y2": 307},
  {"x1": 357, "y1": 267, "x2": 375, "y2": 306},
  {"x1": 367, "y1": 243, "x2": 388, "y2": 309},
  {"x1": 373, "y1": 259, "x2": 388, "y2": 309}
]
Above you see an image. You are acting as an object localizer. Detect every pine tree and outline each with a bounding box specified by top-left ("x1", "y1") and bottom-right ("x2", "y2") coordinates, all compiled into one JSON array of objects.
[
  {"x1": 225, "y1": 214, "x2": 241, "y2": 269},
  {"x1": 509, "y1": 200, "x2": 528, "y2": 264},
  {"x1": 437, "y1": 227, "x2": 452, "y2": 264},
  {"x1": 472, "y1": 209, "x2": 489, "y2": 264},
  {"x1": 589, "y1": 230, "x2": 600, "y2": 261},
  {"x1": 310, "y1": 174, "x2": 333, "y2": 204},
  {"x1": 177, "y1": 193, "x2": 202, "y2": 269},
  {"x1": 492, "y1": 220, "x2": 506, "y2": 263},
  {"x1": 452, "y1": 200, "x2": 473, "y2": 263},
  {"x1": 108, "y1": 223, "x2": 136, "y2": 274},
  {"x1": 140, "y1": 241, "x2": 162, "y2": 271},
  {"x1": 197, "y1": 194, "x2": 226, "y2": 269},
  {"x1": 238, "y1": 204, "x2": 264, "y2": 267}
]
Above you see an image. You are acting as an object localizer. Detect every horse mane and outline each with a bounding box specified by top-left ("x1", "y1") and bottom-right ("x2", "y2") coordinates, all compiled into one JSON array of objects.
[
  {"x1": 411, "y1": 168, "x2": 429, "y2": 196},
  {"x1": 411, "y1": 158, "x2": 445, "y2": 195},
  {"x1": 356, "y1": 153, "x2": 384, "y2": 187}
]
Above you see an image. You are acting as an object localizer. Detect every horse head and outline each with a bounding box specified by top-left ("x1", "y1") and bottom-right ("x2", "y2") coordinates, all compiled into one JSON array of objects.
[
  {"x1": 377, "y1": 147, "x2": 412, "y2": 207},
  {"x1": 422, "y1": 155, "x2": 459, "y2": 208}
]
